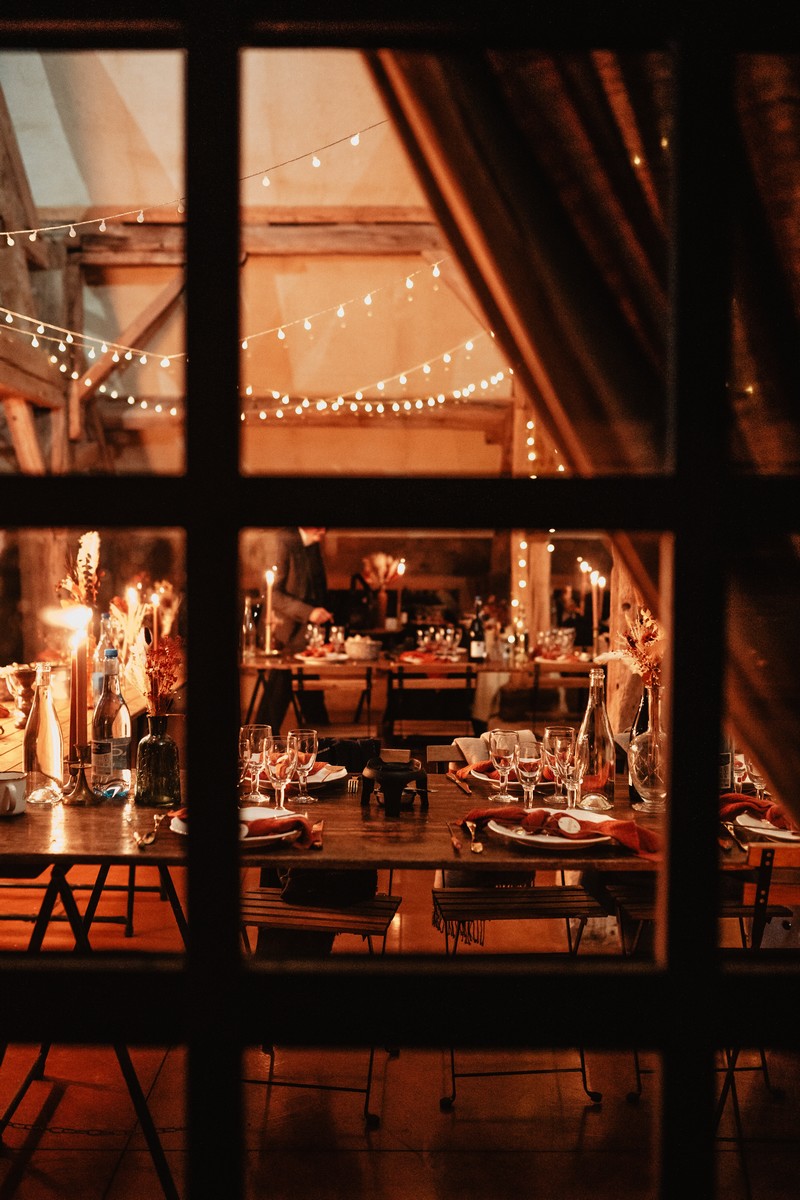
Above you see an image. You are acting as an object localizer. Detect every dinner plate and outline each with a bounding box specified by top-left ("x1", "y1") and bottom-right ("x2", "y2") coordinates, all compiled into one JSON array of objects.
[
  {"x1": 734, "y1": 813, "x2": 800, "y2": 842},
  {"x1": 170, "y1": 806, "x2": 303, "y2": 847},
  {"x1": 294, "y1": 652, "x2": 349, "y2": 663},
  {"x1": 258, "y1": 764, "x2": 347, "y2": 789},
  {"x1": 487, "y1": 808, "x2": 613, "y2": 850}
]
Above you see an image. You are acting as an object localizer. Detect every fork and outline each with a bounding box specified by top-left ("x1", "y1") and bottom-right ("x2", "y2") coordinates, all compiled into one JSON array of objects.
[{"x1": 346, "y1": 775, "x2": 361, "y2": 794}]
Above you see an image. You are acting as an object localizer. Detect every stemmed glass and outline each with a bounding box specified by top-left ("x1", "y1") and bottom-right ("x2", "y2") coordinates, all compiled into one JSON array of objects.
[
  {"x1": 516, "y1": 732, "x2": 542, "y2": 811},
  {"x1": 745, "y1": 757, "x2": 768, "y2": 801},
  {"x1": 488, "y1": 728, "x2": 519, "y2": 803},
  {"x1": 286, "y1": 728, "x2": 318, "y2": 806},
  {"x1": 238, "y1": 723, "x2": 272, "y2": 805},
  {"x1": 574, "y1": 731, "x2": 614, "y2": 812},
  {"x1": 543, "y1": 724, "x2": 576, "y2": 808},
  {"x1": 264, "y1": 735, "x2": 298, "y2": 811}
]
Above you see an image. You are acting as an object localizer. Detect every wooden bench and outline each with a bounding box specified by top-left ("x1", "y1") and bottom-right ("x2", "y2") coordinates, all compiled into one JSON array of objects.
[
  {"x1": 432, "y1": 882, "x2": 609, "y2": 1107},
  {"x1": 240, "y1": 887, "x2": 401, "y2": 954},
  {"x1": 432, "y1": 884, "x2": 609, "y2": 954},
  {"x1": 240, "y1": 886, "x2": 401, "y2": 1127}
]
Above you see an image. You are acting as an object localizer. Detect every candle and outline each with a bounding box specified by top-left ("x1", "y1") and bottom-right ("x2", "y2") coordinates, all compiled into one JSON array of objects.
[
  {"x1": 151, "y1": 593, "x2": 160, "y2": 654},
  {"x1": 69, "y1": 631, "x2": 79, "y2": 756},
  {"x1": 76, "y1": 628, "x2": 88, "y2": 749},
  {"x1": 265, "y1": 567, "x2": 275, "y2": 654}
]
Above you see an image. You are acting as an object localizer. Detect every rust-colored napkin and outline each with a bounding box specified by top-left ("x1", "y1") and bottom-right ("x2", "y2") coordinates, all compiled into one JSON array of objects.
[
  {"x1": 719, "y1": 792, "x2": 799, "y2": 832},
  {"x1": 460, "y1": 805, "x2": 662, "y2": 859},
  {"x1": 242, "y1": 814, "x2": 324, "y2": 850}
]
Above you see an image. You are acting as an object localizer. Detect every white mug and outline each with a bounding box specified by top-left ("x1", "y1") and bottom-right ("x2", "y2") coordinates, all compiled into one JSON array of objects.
[{"x1": 0, "y1": 771, "x2": 27, "y2": 817}]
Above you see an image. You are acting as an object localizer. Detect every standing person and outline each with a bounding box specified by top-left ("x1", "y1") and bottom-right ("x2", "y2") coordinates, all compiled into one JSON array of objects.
[{"x1": 254, "y1": 527, "x2": 334, "y2": 732}]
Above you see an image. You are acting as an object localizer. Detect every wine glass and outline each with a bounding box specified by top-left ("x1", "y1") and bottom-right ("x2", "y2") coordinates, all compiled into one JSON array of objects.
[
  {"x1": 543, "y1": 724, "x2": 576, "y2": 808},
  {"x1": 745, "y1": 756, "x2": 768, "y2": 801},
  {"x1": 516, "y1": 732, "x2": 542, "y2": 810},
  {"x1": 286, "y1": 728, "x2": 318, "y2": 805},
  {"x1": 264, "y1": 736, "x2": 298, "y2": 811},
  {"x1": 488, "y1": 728, "x2": 519, "y2": 803},
  {"x1": 238, "y1": 723, "x2": 272, "y2": 804}
]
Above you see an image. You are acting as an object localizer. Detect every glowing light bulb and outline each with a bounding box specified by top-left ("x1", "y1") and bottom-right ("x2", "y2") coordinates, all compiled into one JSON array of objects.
[
  {"x1": 337, "y1": 305, "x2": 345, "y2": 319},
  {"x1": 262, "y1": 175, "x2": 270, "y2": 187},
  {"x1": 399, "y1": 374, "x2": 407, "y2": 385},
  {"x1": 241, "y1": 339, "x2": 248, "y2": 350},
  {"x1": 311, "y1": 154, "x2": 321, "y2": 168},
  {"x1": 65, "y1": 333, "x2": 73, "y2": 344},
  {"x1": 5, "y1": 234, "x2": 13, "y2": 246},
  {"x1": 277, "y1": 328, "x2": 285, "y2": 340},
  {"x1": 37, "y1": 324, "x2": 45, "y2": 334},
  {"x1": 161, "y1": 356, "x2": 170, "y2": 368},
  {"x1": 350, "y1": 132, "x2": 360, "y2": 146},
  {"x1": 304, "y1": 318, "x2": 311, "y2": 331},
  {"x1": 432, "y1": 263, "x2": 440, "y2": 277},
  {"x1": 29, "y1": 231, "x2": 37, "y2": 242},
  {"x1": 99, "y1": 219, "x2": 107, "y2": 231},
  {"x1": 68, "y1": 225, "x2": 76, "y2": 238},
  {"x1": 364, "y1": 293, "x2": 372, "y2": 306},
  {"x1": 405, "y1": 277, "x2": 413, "y2": 289},
  {"x1": 137, "y1": 210, "x2": 144, "y2": 223}
]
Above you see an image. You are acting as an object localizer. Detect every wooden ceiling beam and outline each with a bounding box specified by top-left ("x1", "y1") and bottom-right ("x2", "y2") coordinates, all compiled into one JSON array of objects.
[
  {"x1": 1, "y1": 396, "x2": 47, "y2": 473},
  {"x1": 68, "y1": 271, "x2": 185, "y2": 438},
  {"x1": 77, "y1": 220, "x2": 444, "y2": 267}
]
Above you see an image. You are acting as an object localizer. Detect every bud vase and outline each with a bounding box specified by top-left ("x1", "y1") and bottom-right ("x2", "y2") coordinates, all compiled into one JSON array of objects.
[
  {"x1": 133, "y1": 714, "x2": 182, "y2": 808},
  {"x1": 628, "y1": 683, "x2": 668, "y2": 814}
]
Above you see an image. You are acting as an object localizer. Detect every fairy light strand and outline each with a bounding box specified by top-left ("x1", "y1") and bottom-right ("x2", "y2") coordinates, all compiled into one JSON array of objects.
[{"x1": 1, "y1": 119, "x2": 389, "y2": 243}]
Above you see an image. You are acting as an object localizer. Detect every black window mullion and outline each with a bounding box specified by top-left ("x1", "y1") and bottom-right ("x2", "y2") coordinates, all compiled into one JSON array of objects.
[
  {"x1": 184, "y1": 19, "x2": 244, "y2": 1200},
  {"x1": 662, "y1": 40, "x2": 735, "y2": 1199}
]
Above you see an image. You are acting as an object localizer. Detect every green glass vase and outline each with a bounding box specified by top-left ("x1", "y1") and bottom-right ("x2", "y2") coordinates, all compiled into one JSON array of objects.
[{"x1": 133, "y1": 714, "x2": 182, "y2": 808}]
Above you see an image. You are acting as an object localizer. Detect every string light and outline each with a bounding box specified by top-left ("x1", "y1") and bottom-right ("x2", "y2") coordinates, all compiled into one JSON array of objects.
[{"x1": 1, "y1": 118, "x2": 388, "y2": 244}]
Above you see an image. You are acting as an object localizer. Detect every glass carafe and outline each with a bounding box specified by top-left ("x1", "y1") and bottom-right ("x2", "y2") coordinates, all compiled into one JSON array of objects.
[
  {"x1": 23, "y1": 662, "x2": 64, "y2": 807},
  {"x1": 628, "y1": 683, "x2": 668, "y2": 815}
]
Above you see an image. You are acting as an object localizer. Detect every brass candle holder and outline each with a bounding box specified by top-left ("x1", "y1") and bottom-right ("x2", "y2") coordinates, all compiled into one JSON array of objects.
[{"x1": 62, "y1": 744, "x2": 99, "y2": 806}]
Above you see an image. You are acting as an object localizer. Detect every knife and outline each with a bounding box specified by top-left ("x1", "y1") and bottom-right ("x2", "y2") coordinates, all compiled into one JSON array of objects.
[{"x1": 446, "y1": 770, "x2": 472, "y2": 795}]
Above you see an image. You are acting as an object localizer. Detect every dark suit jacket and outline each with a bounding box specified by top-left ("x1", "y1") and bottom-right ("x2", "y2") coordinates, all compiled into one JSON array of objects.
[{"x1": 270, "y1": 528, "x2": 328, "y2": 652}]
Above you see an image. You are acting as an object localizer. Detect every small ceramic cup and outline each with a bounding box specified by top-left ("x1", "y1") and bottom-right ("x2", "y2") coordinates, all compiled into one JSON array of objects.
[{"x1": 0, "y1": 771, "x2": 27, "y2": 816}]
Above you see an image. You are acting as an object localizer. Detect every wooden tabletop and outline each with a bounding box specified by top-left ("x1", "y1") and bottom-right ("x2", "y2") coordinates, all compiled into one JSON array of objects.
[{"x1": 0, "y1": 772, "x2": 723, "y2": 876}]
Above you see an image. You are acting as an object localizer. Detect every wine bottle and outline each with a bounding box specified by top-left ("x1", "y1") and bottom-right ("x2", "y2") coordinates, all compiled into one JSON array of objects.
[
  {"x1": 467, "y1": 597, "x2": 486, "y2": 662},
  {"x1": 91, "y1": 648, "x2": 132, "y2": 799},
  {"x1": 577, "y1": 667, "x2": 616, "y2": 809},
  {"x1": 628, "y1": 686, "x2": 649, "y2": 806}
]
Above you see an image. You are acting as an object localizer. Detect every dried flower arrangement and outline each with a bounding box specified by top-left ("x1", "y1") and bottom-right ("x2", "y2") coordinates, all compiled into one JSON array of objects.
[
  {"x1": 361, "y1": 552, "x2": 405, "y2": 590},
  {"x1": 611, "y1": 606, "x2": 663, "y2": 686},
  {"x1": 57, "y1": 530, "x2": 102, "y2": 607},
  {"x1": 129, "y1": 636, "x2": 184, "y2": 716}
]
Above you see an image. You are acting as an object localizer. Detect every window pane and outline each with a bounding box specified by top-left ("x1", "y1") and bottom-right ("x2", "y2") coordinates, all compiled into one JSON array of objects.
[{"x1": 0, "y1": 50, "x2": 185, "y2": 475}]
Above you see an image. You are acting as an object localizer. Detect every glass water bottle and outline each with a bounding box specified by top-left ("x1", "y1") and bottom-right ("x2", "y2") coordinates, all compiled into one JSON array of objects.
[
  {"x1": 23, "y1": 662, "x2": 64, "y2": 807},
  {"x1": 576, "y1": 666, "x2": 616, "y2": 811}
]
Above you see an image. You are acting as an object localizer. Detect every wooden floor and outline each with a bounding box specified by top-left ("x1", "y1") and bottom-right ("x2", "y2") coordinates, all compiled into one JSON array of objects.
[{"x1": 0, "y1": 861, "x2": 798, "y2": 1200}]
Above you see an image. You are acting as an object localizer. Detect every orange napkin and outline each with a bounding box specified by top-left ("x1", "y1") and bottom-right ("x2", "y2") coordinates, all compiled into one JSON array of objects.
[
  {"x1": 460, "y1": 805, "x2": 662, "y2": 860},
  {"x1": 719, "y1": 792, "x2": 799, "y2": 832},
  {"x1": 242, "y1": 814, "x2": 324, "y2": 850}
]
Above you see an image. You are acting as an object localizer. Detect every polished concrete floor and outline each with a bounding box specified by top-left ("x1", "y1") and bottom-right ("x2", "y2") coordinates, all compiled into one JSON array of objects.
[{"x1": 0, "y1": 861, "x2": 798, "y2": 1199}]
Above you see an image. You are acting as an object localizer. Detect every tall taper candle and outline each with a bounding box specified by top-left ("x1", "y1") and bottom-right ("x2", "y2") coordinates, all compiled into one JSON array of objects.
[
  {"x1": 77, "y1": 629, "x2": 88, "y2": 746},
  {"x1": 265, "y1": 567, "x2": 275, "y2": 654},
  {"x1": 151, "y1": 593, "x2": 160, "y2": 654},
  {"x1": 69, "y1": 634, "x2": 79, "y2": 755}
]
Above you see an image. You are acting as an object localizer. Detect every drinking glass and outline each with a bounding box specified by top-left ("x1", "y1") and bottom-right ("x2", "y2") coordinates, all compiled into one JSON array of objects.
[
  {"x1": 745, "y1": 757, "x2": 767, "y2": 801},
  {"x1": 543, "y1": 724, "x2": 576, "y2": 808},
  {"x1": 286, "y1": 728, "x2": 318, "y2": 805},
  {"x1": 264, "y1": 736, "x2": 298, "y2": 810},
  {"x1": 516, "y1": 732, "x2": 542, "y2": 810},
  {"x1": 488, "y1": 728, "x2": 519, "y2": 803},
  {"x1": 733, "y1": 753, "x2": 748, "y2": 791},
  {"x1": 238, "y1": 724, "x2": 272, "y2": 804}
]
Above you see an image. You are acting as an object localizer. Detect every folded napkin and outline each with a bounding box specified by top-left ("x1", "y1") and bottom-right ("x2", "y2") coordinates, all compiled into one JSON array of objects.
[
  {"x1": 242, "y1": 814, "x2": 324, "y2": 850},
  {"x1": 460, "y1": 805, "x2": 662, "y2": 860},
  {"x1": 719, "y1": 792, "x2": 799, "y2": 832}
]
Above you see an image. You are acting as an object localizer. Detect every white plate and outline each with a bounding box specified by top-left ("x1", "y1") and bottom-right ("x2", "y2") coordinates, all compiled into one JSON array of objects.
[
  {"x1": 294, "y1": 652, "x2": 349, "y2": 663},
  {"x1": 170, "y1": 806, "x2": 303, "y2": 846},
  {"x1": 487, "y1": 807, "x2": 613, "y2": 850},
  {"x1": 259, "y1": 764, "x2": 347, "y2": 789},
  {"x1": 735, "y1": 813, "x2": 800, "y2": 842}
]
